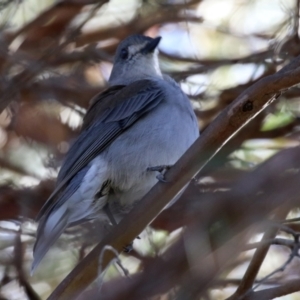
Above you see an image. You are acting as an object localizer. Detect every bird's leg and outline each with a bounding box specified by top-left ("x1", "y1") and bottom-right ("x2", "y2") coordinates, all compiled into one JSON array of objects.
[
  {"x1": 102, "y1": 203, "x2": 137, "y2": 253},
  {"x1": 123, "y1": 242, "x2": 133, "y2": 253},
  {"x1": 147, "y1": 165, "x2": 172, "y2": 182},
  {"x1": 102, "y1": 203, "x2": 118, "y2": 227},
  {"x1": 96, "y1": 181, "x2": 118, "y2": 227}
]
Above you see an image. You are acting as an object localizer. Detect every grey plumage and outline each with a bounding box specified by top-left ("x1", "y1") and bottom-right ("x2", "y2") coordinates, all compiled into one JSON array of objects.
[{"x1": 32, "y1": 34, "x2": 199, "y2": 272}]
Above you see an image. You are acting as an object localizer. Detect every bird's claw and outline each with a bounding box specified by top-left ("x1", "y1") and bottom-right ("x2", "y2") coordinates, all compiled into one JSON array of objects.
[
  {"x1": 147, "y1": 165, "x2": 172, "y2": 183},
  {"x1": 123, "y1": 235, "x2": 141, "y2": 253},
  {"x1": 123, "y1": 242, "x2": 133, "y2": 253},
  {"x1": 156, "y1": 173, "x2": 168, "y2": 183}
]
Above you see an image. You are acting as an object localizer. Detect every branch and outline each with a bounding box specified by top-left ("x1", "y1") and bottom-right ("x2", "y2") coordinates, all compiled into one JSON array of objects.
[
  {"x1": 0, "y1": 1, "x2": 108, "y2": 113},
  {"x1": 244, "y1": 279, "x2": 300, "y2": 300},
  {"x1": 226, "y1": 209, "x2": 289, "y2": 300},
  {"x1": 46, "y1": 52, "x2": 300, "y2": 299},
  {"x1": 75, "y1": 2, "x2": 203, "y2": 48},
  {"x1": 77, "y1": 146, "x2": 300, "y2": 300}
]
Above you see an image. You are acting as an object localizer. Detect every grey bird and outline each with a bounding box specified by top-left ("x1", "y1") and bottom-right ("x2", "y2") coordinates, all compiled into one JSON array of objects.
[{"x1": 32, "y1": 34, "x2": 199, "y2": 272}]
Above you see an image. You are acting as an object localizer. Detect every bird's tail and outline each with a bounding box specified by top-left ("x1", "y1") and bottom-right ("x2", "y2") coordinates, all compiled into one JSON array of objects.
[{"x1": 31, "y1": 206, "x2": 69, "y2": 274}]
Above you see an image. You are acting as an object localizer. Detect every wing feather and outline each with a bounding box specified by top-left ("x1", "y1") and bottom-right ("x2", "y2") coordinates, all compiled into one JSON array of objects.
[{"x1": 36, "y1": 80, "x2": 164, "y2": 220}]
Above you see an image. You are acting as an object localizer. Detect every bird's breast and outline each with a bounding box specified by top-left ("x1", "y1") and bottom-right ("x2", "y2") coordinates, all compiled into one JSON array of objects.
[{"x1": 104, "y1": 100, "x2": 198, "y2": 205}]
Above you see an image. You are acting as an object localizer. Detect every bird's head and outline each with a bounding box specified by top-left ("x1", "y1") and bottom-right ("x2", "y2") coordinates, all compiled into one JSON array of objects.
[{"x1": 109, "y1": 35, "x2": 162, "y2": 85}]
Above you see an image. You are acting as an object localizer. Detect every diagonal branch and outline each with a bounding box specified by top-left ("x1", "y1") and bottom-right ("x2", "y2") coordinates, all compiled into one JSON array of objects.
[
  {"x1": 48, "y1": 55, "x2": 300, "y2": 299},
  {"x1": 78, "y1": 146, "x2": 300, "y2": 300},
  {"x1": 226, "y1": 209, "x2": 290, "y2": 300},
  {"x1": 244, "y1": 278, "x2": 300, "y2": 300}
]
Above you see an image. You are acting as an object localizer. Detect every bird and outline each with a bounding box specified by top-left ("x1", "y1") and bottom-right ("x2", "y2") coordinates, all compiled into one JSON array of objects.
[{"x1": 32, "y1": 34, "x2": 199, "y2": 272}]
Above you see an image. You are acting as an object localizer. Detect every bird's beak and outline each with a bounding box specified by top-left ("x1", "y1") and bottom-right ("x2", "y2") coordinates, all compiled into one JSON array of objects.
[{"x1": 142, "y1": 36, "x2": 161, "y2": 54}]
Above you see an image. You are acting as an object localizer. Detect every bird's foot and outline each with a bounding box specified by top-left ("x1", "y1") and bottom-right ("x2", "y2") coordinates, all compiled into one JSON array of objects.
[
  {"x1": 123, "y1": 236, "x2": 140, "y2": 253},
  {"x1": 147, "y1": 165, "x2": 172, "y2": 183},
  {"x1": 123, "y1": 242, "x2": 133, "y2": 253}
]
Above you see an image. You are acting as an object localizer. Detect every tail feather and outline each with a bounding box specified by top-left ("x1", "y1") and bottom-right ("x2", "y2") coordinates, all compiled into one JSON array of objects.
[{"x1": 32, "y1": 206, "x2": 69, "y2": 274}]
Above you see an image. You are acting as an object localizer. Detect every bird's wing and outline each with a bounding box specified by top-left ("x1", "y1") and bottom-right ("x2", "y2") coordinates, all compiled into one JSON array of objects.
[{"x1": 36, "y1": 79, "x2": 164, "y2": 221}]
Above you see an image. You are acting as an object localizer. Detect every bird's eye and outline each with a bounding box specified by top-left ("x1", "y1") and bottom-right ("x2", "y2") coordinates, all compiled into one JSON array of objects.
[{"x1": 120, "y1": 48, "x2": 128, "y2": 60}]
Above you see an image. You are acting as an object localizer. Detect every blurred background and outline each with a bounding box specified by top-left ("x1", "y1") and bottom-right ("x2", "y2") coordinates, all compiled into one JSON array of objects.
[{"x1": 1, "y1": 0, "x2": 300, "y2": 299}]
